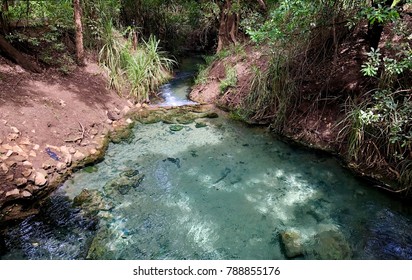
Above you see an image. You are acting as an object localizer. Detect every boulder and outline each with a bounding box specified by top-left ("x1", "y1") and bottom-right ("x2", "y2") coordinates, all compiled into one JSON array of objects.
[
  {"x1": 306, "y1": 230, "x2": 352, "y2": 260},
  {"x1": 280, "y1": 230, "x2": 304, "y2": 258}
]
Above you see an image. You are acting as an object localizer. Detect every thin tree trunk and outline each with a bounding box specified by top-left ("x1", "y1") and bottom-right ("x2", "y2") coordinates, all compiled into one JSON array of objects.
[
  {"x1": 0, "y1": 34, "x2": 41, "y2": 73},
  {"x1": 73, "y1": 0, "x2": 85, "y2": 66}
]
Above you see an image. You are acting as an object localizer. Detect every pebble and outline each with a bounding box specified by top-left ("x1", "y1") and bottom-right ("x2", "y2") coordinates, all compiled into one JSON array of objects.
[
  {"x1": 7, "y1": 133, "x2": 19, "y2": 141},
  {"x1": 56, "y1": 162, "x2": 66, "y2": 172},
  {"x1": 33, "y1": 144, "x2": 40, "y2": 150},
  {"x1": 21, "y1": 191, "x2": 32, "y2": 198},
  {"x1": 22, "y1": 169, "x2": 32, "y2": 177},
  {"x1": 90, "y1": 128, "x2": 99, "y2": 135},
  {"x1": 22, "y1": 161, "x2": 32, "y2": 167},
  {"x1": 5, "y1": 189, "x2": 19, "y2": 198},
  {"x1": 16, "y1": 177, "x2": 27, "y2": 187},
  {"x1": 19, "y1": 137, "x2": 31, "y2": 145},
  {"x1": 5, "y1": 150, "x2": 14, "y2": 157},
  {"x1": 90, "y1": 148, "x2": 97, "y2": 155},
  {"x1": 0, "y1": 163, "x2": 8, "y2": 173},
  {"x1": 10, "y1": 126, "x2": 20, "y2": 134},
  {"x1": 68, "y1": 147, "x2": 76, "y2": 154},
  {"x1": 6, "y1": 174, "x2": 14, "y2": 181},
  {"x1": 74, "y1": 150, "x2": 86, "y2": 161},
  {"x1": 34, "y1": 172, "x2": 48, "y2": 186},
  {"x1": 126, "y1": 118, "x2": 133, "y2": 124},
  {"x1": 29, "y1": 150, "x2": 37, "y2": 157}
]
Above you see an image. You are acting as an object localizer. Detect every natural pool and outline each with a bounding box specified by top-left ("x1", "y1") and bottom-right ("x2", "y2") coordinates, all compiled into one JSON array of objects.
[{"x1": 1, "y1": 114, "x2": 412, "y2": 260}]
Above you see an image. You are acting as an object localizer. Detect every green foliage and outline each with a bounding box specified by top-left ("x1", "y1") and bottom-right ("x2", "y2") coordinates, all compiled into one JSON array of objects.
[
  {"x1": 219, "y1": 65, "x2": 237, "y2": 93},
  {"x1": 361, "y1": 3, "x2": 399, "y2": 25},
  {"x1": 98, "y1": 22, "x2": 175, "y2": 102}
]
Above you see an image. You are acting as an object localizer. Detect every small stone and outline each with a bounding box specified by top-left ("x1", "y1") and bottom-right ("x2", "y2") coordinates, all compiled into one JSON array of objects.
[
  {"x1": 42, "y1": 162, "x2": 53, "y2": 170},
  {"x1": 122, "y1": 105, "x2": 131, "y2": 115},
  {"x1": 142, "y1": 103, "x2": 149, "y2": 108},
  {"x1": 33, "y1": 144, "x2": 40, "y2": 150},
  {"x1": 12, "y1": 145, "x2": 25, "y2": 154},
  {"x1": 19, "y1": 137, "x2": 31, "y2": 145},
  {"x1": 169, "y1": 125, "x2": 184, "y2": 132},
  {"x1": 90, "y1": 128, "x2": 99, "y2": 135},
  {"x1": 69, "y1": 147, "x2": 76, "y2": 154},
  {"x1": 74, "y1": 150, "x2": 86, "y2": 161},
  {"x1": 29, "y1": 150, "x2": 37, "y2": 157},
  {"x1": 32, "y1": 243, "x2": 39, "y2": 247},
  {"x1": 1, "y1": 163, "x2": 8, "y2": 173},
  {"x1": 2, "y1": 144, "x2": 13, "y2": 150},
  {"x1": 126, "y1": 118, "x2": 133, "y2": 124},
  {"x1": 10, "y1": 155, "x2": 27, "y2": 162},
  {"x1": 64, "y1": 154, "x2": 72, "y2": 166},
  {"x1": 7, "y1": 133, "x2": 19, "y2": 141},
  {"x1": 135, "y1": 103, "x2": 142, "y2": 109},
  {"x1": 22, "y1": 169, "x2": 32, "y2": 177},
  {"x1": 106, "y1": 119, "x2": 113, "y2": 124},
  {"x1": 56, "y1": 162, "x2": 66, "y2": 172},
  {"x1": 34, "y1": 172, "x2": 48, "y2": 186},
  {"x1": 6, "y1": 174, "x2": 14, "y2": 181},
  {"x1": 6, "y1": 150, "x2": 14, "y2": 157},
  {"x1": 5, "y1": 189, "x2": 20, "y2": 198},
  {"x1": 21, "y1": 191, "x2": 32, "y2": 198},
  {"x1": 10, "y1": 126, "x2": 20, "y2": 134},
  {"x1": 16, "y1": 177, "x2": 28, "y2": 187},
  {"x1": 90, "y1": 148, "x2": 97, "y2": 155},
  {"x1": 22, "y1": 161, "x2": 33, "y2": 167}
]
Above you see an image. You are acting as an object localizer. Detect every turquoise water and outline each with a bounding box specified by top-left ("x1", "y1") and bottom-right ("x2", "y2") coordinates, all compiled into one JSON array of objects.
[
  {"x1": 157, "y1": 57, "x2": 202, "y2": 106},
  {"x1": 2, "y1": 115, "x2": 411, "y2": 260}
]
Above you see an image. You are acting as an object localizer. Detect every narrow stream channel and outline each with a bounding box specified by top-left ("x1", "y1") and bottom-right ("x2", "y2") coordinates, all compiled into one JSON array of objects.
[{"x1": 1, "y1": 58, "x2": 412, "y2": 260}]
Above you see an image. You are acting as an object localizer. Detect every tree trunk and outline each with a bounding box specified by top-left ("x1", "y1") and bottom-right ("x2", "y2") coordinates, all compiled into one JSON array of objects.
[
  {"x1": 0, "y1": 0, "x2": 10, "y2": 33},
  {"x1": 216, "y1": 0, "x2": 239, "y2": 53},
  {"x1": 0, "y1": 34, "x2": 41, "y2": 73},
  {"x1": 73, "y1": 0, "x2": 85, "y2": 66}
]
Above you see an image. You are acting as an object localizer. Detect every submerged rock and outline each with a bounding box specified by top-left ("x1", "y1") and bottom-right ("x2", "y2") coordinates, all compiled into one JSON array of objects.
[
  {"x1": 103, "y1": 173, "x2": 145, "y2": 197},
  {"x1": 73, "y1": 189, "x2": 112, "y2": 215},
  {"x1": 195, "y1": 122, "x2": 207, "y2": 128},
  {"x1": 279, "y1": 230, "x2": 304, "y2": 258},
  {"x1": 306, "y1": 230, "x2": 352, "y2": 260},
  {"x1": 169, "y1": 125, "x2": 184, "y2": 132}
]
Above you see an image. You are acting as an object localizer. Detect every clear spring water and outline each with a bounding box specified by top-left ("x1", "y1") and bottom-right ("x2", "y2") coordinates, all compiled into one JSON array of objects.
[
  {"x1": 1, "y1": 57, "x2": 412, "y2": 260},
  {"x1": 2, "y1": 117, "x2": 412, "y2": 260},
  {"x1": 156, "y1": 57, "x2": 202, "y2": 106}
]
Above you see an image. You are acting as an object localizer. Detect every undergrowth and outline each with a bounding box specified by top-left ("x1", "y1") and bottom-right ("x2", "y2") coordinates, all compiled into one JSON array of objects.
[{"x1": 98, "y1": 21, "x2": 175, "y2": 102}]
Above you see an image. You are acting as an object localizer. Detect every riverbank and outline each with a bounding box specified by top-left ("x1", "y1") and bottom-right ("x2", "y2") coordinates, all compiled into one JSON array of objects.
[
  {"x1": 189, "y1": 42, "x2": 410, "y2": 197},
  {"x1": 0, "y1": 55, "x2": 137, "y2": 223}
]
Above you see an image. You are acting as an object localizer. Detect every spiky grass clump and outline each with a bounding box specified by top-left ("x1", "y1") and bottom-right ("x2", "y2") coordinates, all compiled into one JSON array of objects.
[{"x1": 99, "y1": 22, "x2": 175, "y2": 102}]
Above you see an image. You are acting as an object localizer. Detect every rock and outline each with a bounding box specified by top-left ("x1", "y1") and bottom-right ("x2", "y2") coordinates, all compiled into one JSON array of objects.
[
  {"x1": 306, "y1": 230, "x2": 352, "y2": 260},
  {"x1": 126, "y1": 118, "x2": 133, "y2": 124},
  {"x1": 7, "y1": 133, "x2": 19, "y2": 141},
  {"x1": 64, "y1": 154, "x2": 72, "y2": 166},
  {"x1": 42, "y1": 162, "x2": 53, "y2": 170},
  {"x1": 2, "y1": 144, "x2": 13, "y2": 150},
  {"x1": 9, "y1": 154, "x2": 27, "y2": 162},
  {"x1": 5, "y1": 150, "x2": 14, "y2": 157},
  {"x1": 135, "y1": 103, "x2": 142, "y2": 109},
  {"x1": 12, "y1": 145, "x2": 25, "y2": 154},
  {"x1": 34, "y1": 172, "x2": 48, "y2": 186},
  {"x1": 60, "y1": 145, "x2": 70, "y2": 155},
  {"x1": 5, "y1": 189, "x2": 20, "y2": 198},
  {"x1": 120, "y1": 169, "x2": 139, "y2": 178},
  {"x1": 56, "y1": 162, "x2": 66, "y2": 172},
  {"x1": 22, "y1": 161, "x2": 32, "y2": 167},
  {"x1": 21, "y1": 190, "x2": 32, "y2": 198},
  {"x1": 195, "y1": 122, "x2": 207, "y2": 128},
  {"x1": 10, "y1": 126, "x2": 19, "y2": 134},
  {"x1": 33, "y1": 144, "x2": 40, "y2": 150},
  {"x1": 90, "y1": 148, "x2": 97, "y2": 155},
  {"x1": 74, "y1": 151, "x2": 86, "y2": 161},
  {"x1": 280, "y1": 230, "x2": 304, "y2": 258},
  {"x1": 90, "y1": 128, "x2": 99, "y2": 136},
  {"x1": 169, "y1": 124, "x2": 184, "y2": 132},
  {"x1": 68, "y1": 147, "x2": 76, "y2": 154},
  {"x1": 73, "y1": 189, "x2": 112, "y2": 215},
  {"x1": 15, "y1": 177, "x2": 28, "y2": 187},
  {"x1": 1, "y1": 163, "x2": 8, "y2": 173},
  {"x1": 6, "y1": 174, "x2": 14, "y2": 181},
  {"x1": 122, "y1": 105, "x2": 131, "y2": 115},
  {"x1": 19, "y1": 137, "x2": 31, "y2": 146},
  {"x1": 29, "y1": 150, "x2": 37, "y2": 157},
  {"x1": 22, "y1": 169, "x2": 32, "y2": 177},
  {"x1": 204, "y1": 112, "x2": 219, "y2": 119}
]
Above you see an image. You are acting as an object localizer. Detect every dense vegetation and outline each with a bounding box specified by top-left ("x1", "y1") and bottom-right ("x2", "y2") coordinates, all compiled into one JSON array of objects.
[{"x1": 0, "y1": 0, "x2": 411, "y2": 194}]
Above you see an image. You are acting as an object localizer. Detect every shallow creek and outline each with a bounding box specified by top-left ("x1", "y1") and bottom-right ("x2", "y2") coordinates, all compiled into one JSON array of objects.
[{"x1": 1, "y1": 59, "x2": 412, "y2": 260}]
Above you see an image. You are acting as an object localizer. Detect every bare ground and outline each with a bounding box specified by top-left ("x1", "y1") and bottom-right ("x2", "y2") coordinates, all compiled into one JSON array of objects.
[{"x1": 0, "y1": 55, "x2": 134, "y2": 222}]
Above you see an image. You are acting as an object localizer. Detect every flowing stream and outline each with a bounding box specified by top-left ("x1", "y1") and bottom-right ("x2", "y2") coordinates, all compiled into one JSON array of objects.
[{"x1": 1, "y1": 58, "x2": 412, "y2": 260}]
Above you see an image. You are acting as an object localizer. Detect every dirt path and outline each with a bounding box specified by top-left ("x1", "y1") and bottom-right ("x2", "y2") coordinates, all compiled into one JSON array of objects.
[{"x1": 0, "y1": 56, "x2": 134, "y2": 222}]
